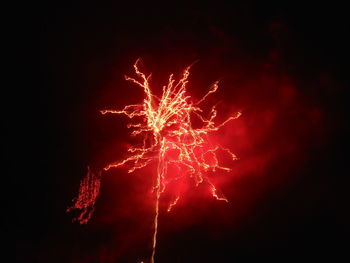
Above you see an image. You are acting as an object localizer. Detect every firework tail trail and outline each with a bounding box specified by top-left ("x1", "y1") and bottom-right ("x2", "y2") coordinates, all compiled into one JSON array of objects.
[
  {"x1": 151, "y1": 137, "x2": 165, "y2": 263},
  {"x1": 68, "y1": 59, "x2": 241, "y2": 263},
  {"x1": 151, "y1": 182, "x2": 160, "y2": 263}
]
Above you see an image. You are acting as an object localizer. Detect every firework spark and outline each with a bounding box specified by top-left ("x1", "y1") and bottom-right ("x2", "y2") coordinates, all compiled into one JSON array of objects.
[{"x1": 68, "y1": 59, "x2": 241, "y2": 263}]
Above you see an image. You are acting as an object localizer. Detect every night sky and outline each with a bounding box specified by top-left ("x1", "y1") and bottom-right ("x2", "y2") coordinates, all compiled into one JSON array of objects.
[{"x1": 12, "y1": 1, "x2": 348, "y2": 263}]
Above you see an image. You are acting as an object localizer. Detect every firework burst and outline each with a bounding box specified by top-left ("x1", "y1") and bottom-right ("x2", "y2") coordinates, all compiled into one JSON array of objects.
[{"x1": 68, "y1": 59, "x2": 241, "y2": 263}]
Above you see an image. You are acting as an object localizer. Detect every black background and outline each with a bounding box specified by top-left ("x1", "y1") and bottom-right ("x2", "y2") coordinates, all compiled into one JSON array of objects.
[{"x1": 11, "y1": 1, "x2": 348, "y2": 262}]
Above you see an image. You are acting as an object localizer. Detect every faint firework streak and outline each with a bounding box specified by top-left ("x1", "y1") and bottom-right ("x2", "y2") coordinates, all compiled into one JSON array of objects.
[{"x1": 68, "y1": 59, "x2": 241, "y2": 262}]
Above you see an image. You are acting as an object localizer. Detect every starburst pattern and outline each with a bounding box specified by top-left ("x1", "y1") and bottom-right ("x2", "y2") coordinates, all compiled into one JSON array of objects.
[{"x1": 68, "y1": 59, "x2": 241, "y2": 263}]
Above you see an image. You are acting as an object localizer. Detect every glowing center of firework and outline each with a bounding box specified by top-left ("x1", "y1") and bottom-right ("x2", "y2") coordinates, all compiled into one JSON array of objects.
[{"x1": 69, "y1": 59, "x2": 241, "y2": 263}]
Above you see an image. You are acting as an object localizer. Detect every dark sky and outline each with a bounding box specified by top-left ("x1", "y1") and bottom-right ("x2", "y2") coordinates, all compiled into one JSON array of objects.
[{"x1": 11, "y1": 1, "x2": 348, "y2": 263}]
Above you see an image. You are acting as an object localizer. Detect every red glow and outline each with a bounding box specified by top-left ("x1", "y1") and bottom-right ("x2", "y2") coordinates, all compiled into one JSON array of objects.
[{"x1": 68, "y1": 59, "x2": 241, "y2": 262}]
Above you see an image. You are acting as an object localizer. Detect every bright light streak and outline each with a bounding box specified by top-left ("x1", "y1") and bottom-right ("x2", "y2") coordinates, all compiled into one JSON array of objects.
[{"x1": 68, "y1": 59, "x2": 241, "y2": 263}]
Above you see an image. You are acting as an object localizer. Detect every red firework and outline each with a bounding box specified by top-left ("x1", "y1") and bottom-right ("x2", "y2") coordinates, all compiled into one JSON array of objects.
[{"x1": 68, "y1": 59, "x2": 241, "y2": 263}]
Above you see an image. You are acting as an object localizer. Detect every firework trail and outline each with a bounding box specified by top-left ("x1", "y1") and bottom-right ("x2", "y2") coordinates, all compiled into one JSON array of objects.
[{"x1": 68, "y1": 59, "x2": 241, "y2": 263}]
